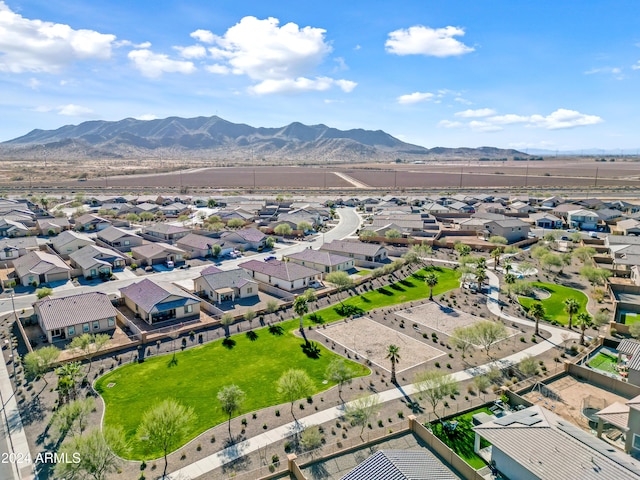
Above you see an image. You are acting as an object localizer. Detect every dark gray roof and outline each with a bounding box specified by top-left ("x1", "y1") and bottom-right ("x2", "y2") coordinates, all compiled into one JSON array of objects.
[
  {"x1": 197, "y1": 269, "x2": 256, "y2": 291},
  {"x1": 131, "y1": 242, "x2": 185, "y2": 258},
  {"x1": 120, "y1": 278, "x2": 199, "y2": 313},
  {"x1": 144, "y1": 223, "x2": 191, "y2": 235},
  {"x1": 321, "y1": 240, "x2": 386, "y2": 257},
  {"x1": 341, "y1": 450, "x2": 459, "y2": 480},
  {"x1": 69, "y1": 245, "x2": 124, "y2": 269},
  {"x1": 35, "y1": 292, "x2": 116, "y2": 330},
  {"x1": 0, "y1": 236, "x2": 38, "y2": 250},
  {"x1": 286, "y1": 249, "x2": 353, "y2": 267},
  {"x1": 177, "y1": 233, "x2": 216, "y2": 250},
  {"x1": 98, "y1": 226, "x2": 141, "y2": 242},
  {"x1": 239, "y1": 259, "x2": 320, "y2": 281},
  {"x1": 51, "y1": 230, "x2": 94, "y2": 248},
  {"x1": 617, "y1": 339, "x2": 640, "y2": 356},
  {"x1": 13, "y1": 251, "x2": 70, "y2": 276}
]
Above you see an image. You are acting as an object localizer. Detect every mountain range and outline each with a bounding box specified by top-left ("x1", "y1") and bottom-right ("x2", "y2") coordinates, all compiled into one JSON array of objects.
[{"x1": 0, "y1": 115, "x2": 525, "y2": 162}]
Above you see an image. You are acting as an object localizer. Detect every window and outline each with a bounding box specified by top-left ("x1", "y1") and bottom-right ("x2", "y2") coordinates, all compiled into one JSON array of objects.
[
  {"x1": 68, "y1": 326, "x2": 75, "y2": 336},
  {"x1": 93, "y1": 321, "x2": 100, "y2": 330},
  {"x1": 184, "y1": 305, "x2": 193, "y2": 314},
  {"x1": 83, "y1": 323, "x2": 90, "y2": 333},
  {"x1": 124, "y1": 240, "x2": 130, "y2": 246},
  {"x1": 107, "y1": 317, "x2": 115, "y2": 327},
  {"x1": 5, "y1": 250, "x2": 12, "y2": 258},
  {"x1": 634, "y1": 434, "x2": 640, "y2": 451},
  {"x1": 247, "y1": 287, "x2": 253, "y2": 294}
]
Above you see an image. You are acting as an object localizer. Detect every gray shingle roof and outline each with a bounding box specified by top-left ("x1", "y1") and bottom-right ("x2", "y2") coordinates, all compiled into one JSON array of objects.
[
  {"x1": 98, "y1": 226, "x2": 141, "y2": 242},
  {"x1": 144, "y1": 223, "x2": 191, "y2": 235},
  {"x1": 13, "y1": 251, "x2": 70, "y2": 277},
  {"x1": 120, "y1": 278, "x2": 199, "y2": 313},
  {"x1": 69, "y1": 245, "x2": 124, "y2": 270},
  {"x1": 197, "y1": 269, "x2": 255, "y2": 291},
  {"x1": 341, "y1": 450, "x2": 459, "y2": 480},
  {"x1": 239, "y1": 259, "x2": 320, "y2": 281},
  {"x1": 177, "y1": 233, "x2": 216, "y2": 250},
  {"x1": 321, "y1": 240, "x2": 386, "y2": 257},
  {"x1": 131, "y1": 242, "x2": 185, "y2": 259},
  {"x1": 35, "y1": 292, "x2": 116, "y2": 330},
  {"x1": 51, "y1": 230, "x2": 94, "y2": 249},
  {"x1": 286, "y1": 249, "x2": 352, "y2": 267}
]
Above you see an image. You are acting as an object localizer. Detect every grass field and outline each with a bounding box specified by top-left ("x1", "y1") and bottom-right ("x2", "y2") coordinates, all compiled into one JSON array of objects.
[
  {"x1": 518, "y1": 281, "x2": 588, "y2": 325},
  {"x1": 95, "y1": 328, "x2": 368, "y2": 460},
  {"x1": 305, "y1": 266, "x2": 460, "y2": 326},
  {"x1": 588, "y1": 352, "x2": 618, "y2": 374},
  {"x1": 430, "y1": 407, "x2": 492, "y2": 469}
]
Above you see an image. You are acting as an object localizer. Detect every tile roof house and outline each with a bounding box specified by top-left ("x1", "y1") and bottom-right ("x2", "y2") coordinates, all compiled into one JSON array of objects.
[
  {"x1": 221, "y1": 228, "x2": 267, "y2": 250},
  {"x1": 97, "y1": 226, "x2": 143, "y2": 252},
  {"x1": 482, "y1": 218, "x2": 530, "y2": 243},
  {"x1": 119, "y1": 278, "x2": 200, "y2": 325},
  {"x1": 74, "y1": 213, "x2": 112, "y2": 232},
  {"x1": 50, "y1": 230, "x2": 95, "y2": 257},
  {"x1": 0, "y1": 218, "x2": 30, "y2": 238},
  {"x1": 529, "y1": 212, "x2": 563, "y2": 229},
  {"x1": 176, "y1": 233, "x2": 218, "y2": 258},
  {"x1": 69, "y1": 245, "x2": 126, "y2": 279},
  {"x1": 567, "y1": 209, "x2": 600, "y2": 231},
  {"x1": 0, "y1": 236, "x2": 38, "y2": 264},
  {"x1": 142, "y1": 223, "x2": 191, "y2": 243},
  {"x1": 341, "y1": 450, "x2": 460, "y2": 480},
  {"x1": 34, "y1": 292, "x2": 117, "y2": 343},
  {"x1": 131, "y1": 242, "x2": 186, "y2": 267},
  {"x1": 193, "y1": 268, "x2": 258, "y2": 304},
  {"x1": 474, "y1": 405, "x2": 640, "y2": 480},
  {"x1": 285, "y1": 249, "x2": 354, "y2": 274},
  {"x1": 320, "y1": 240, "x2": 388, "y2": 265},
  {"x1": 37, "y1": 217, "x2": 71, "y2": 236},
  {"x1": 595, "y1": 394, "x2": 640, "y2": 455},
  {"x1": 12, "y1": 250, "x2": 71, "y2": 286},
  {"x1": 239, "y1": 259, "x2": 321, "y2": 291}
]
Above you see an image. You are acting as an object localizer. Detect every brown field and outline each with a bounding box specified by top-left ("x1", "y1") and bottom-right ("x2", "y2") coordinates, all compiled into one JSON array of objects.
[{"x1": 3, "y1": 157, "x2": 640, "y2": 192}]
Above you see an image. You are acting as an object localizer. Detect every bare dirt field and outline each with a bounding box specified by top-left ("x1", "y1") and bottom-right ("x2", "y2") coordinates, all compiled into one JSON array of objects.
[
  {"x1": 395, "y1": 302, "x2": 519, "y2": 342},
  {"x1": 317, "y1": 316, "x2": 444, "y2": 373}
]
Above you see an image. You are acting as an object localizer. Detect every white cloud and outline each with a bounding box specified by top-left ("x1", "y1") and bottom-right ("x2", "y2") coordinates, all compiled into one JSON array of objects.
[
  {"x1": 0, "y1": 1, "x2": 115, "y2": 73},
  {"x1": 455, "y1": 108, "x2": 496, "y2": 118},
  {"x1": 200, "y1": 16, "x2": 354, "y2": 94},
  {"x1": 128, "y1": 49, "x2": 196, "y2": 78},
  {"x1": 397, "y1": 92, "x2": 435, "y2": 105},
  {"x1": 385, "y1": 25, "x2": 474, "y2": 57},
  {"x1": 57, "y1": 104, "x2": 93, "y2": 116},
  {"x1": 27, "y1": 78, "x2": 40, "y2": 90},
  {"x1": 205, "y1": 63, "x2": 230, "y2": 74},
  {"x1": 487, "y1": 114, "x2": 531, "y2": 125},
  {"x1": 469, "y1": 120, "x2": 502, "y2": 132},
  {"x1": 191, "y1": 29, "x2": 216, "y2": 44},
  {"x1": 585, "y1": 66, "x2": 621, "y2": 75},
  {"x1": 174, "y1": 44, "x2": 207, "y2": 59},
  {"x1": 531, "y1": 109, "x2": 603, "y2": 129},
  {"x1": 632, "y1": 61, "x2": 640, "y2": 70},
  {"x1": 250, "y1": 77, "x2": 356, "y2": 95},
  {"x1": 438, "y1": 120, "x2": 463, "y2": 128},
  {"x1": 135, "y1": 114, "x2": 158, "y2": 120}
]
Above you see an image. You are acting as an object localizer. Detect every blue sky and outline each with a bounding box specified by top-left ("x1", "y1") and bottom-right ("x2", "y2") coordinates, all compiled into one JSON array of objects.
[{"x1": 2, "y1": 0, "x2": 640, "y2": 151}]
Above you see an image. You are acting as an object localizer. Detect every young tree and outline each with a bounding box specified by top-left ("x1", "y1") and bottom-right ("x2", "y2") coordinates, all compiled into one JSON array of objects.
[
  {"x1": 359, "y1": 229, "x2": 376, "y2": 241},
  {"x1": 54, "y1": 426, "x2": 129, "y2": 480},
  {"x1": 324, "y1": 271, "x2": 354, "y2": 306},
  {"x1": 573, "y1": 246, "x2": 596, "y2": 263},
  {"x1": 217, "y1": 385, "x2": 245, "y2": 441},
  {"x1": 629, "y1": 322, "x2": 640, "y2": 339},
  {"x1": 265, "y1": 236, "x2": 276, "y2": 249},
  {"x1": 411, "y1": 243, "x2": 433, "y2": 264},
  {"x1": 424, "y1": 272, "x2": 439, "y2": 301},
  {"x1": 528, "y1": 301, "x2": 546, "y2": 336},
  {"x1": 297, "y1": 221, "x2": 312, "y2": 233},
  {"x1": 518, "y1": 355, "x2": 539, "y2": 377},
  {"x1": 299, "y1": 425, "x2": 324, "y2": 452},
  {"x1": 68, "y1": 333, "x2": 111, "y2": 375},
  {"x1": 51, "y1": 397, "x2": 96, "y2": 440},
  {"x1": 580, "y1": 266, "x2": 611, "y2": 286},
  {"x1": 325, "y1": 359, "x2": 356, "y2": 403},
  {"x1": 563, "y1": 298, "x2": 581, "y2": 330},
  {"x1": 384, "y1": 229, "x2": 402, "y2": 239},
  {"x1": 575, "y1": 312, "x2": 593, "y2": 345},
  {"x1": 450, "y1": 325, "x2": 475, "y2": 358},
  {"x1": 488, "y1": 236, "x2": 508, "y2": 246},
  {"x1": 293, "y1": 296, "x2": 309, "y2": 333},
  {"x1": 243, "y1": 309, "x2": 256, "y2": 329},
  {"x1": 24, "y1": 345, "x2": 60, "y2": 384},
  {"x1": 276, "y1": 369, "x2": 314, "y2": 423},
  {"x1": 303, "y1": 288, "x2": 317, "y2": 306},
  {"x1": 212, "y1": 244, "x2": 222, "y2": 258},
  {"x1": 454, "y1": 243, "x2": 471, "y2": 257},
  {"x1": 55, "y1": 361, "x2": 82, "y2": 404},
  {"x1": 266, "y1": 299, "x2": 279, "y2": 314},
  {"x1": 414, "y1": 370, "x2": 458, "y2": 418},
  {"x1": 36, "y1": 287, "x2": 53, "y2": 299},
  {"x1": 344, "y1": 394, "x2": 381, "y2": 439},
  {"x1": 518, "y1": 261, "x2": 536, "y2": 276},
  {"x1": 227, "y1": 218, "x2": 245, "y2": 229},
  {"x1": 471, "y1": 321, "x2": 508, "y2": 358},
  {"x1": 137, "y1": 399, "x2": 196, "y2": 479},
  {"x1": 220, "y1": 313, "x2": 234, "y2": 337},
  {"x1": 386, "y1": 344, "x2": 401, "y2": 384},
  {"x1": 541, "y1": 253, "x2": 562, "y2": 272},
  {"x1": 274, "y1": 223, "x2": 293, "y2": 236}
]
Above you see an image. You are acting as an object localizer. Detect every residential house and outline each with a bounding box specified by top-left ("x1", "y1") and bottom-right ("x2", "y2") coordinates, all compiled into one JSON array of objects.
[
  {"x1": 69, "y1": 245, "x2": 126, "y2": 279},
  {"x1": 320, "y1": 240, "x2": 388, "y2": 265},
  {"x1": 540, "y1": 196, "x2": 565, "y2": 208},
  {"x1": 221, "y1": 228, "x2": 267, "y2": 250},
  {"x1": 239, "y1": 259, "x2": 321, "y2": 291},
  {"x1": 74, "y1": 213, "x2": 112, "y2": 232},
  {"x1": 615, "y1": 219, "x2": 640, "y2": 236},
  {"x1": 50, "y1": 230, "x2": 95, "y2": 257},
  {"x1": 567, "y1": 209, "x2": 600, "y2": 231},
  {"x1": 125, "y1": 202, "x2": 159, "y2": 216},
  {"x1": 34, "y1": 292, "x2": 117, "y2": 343},
  {"x1": 159, "y1": 202, "x2": 191, "y2": 218},
  {"x1": 193, "y1": 269, "x2": 258, "y2": 303},
  {"x1": 508, "y1": 201, "x2": 534, "y2": 214},
  {"x1": 36, "y1": 217, "x2": 70, "y2": 236},
  {"x1": 97, "y1": 226, "x2": 143, "y2": 252},
  {"x1": 341, "y1": 450, "x2": 459, "y2": 480},
  {"x1": 176, "y1": 233, "x2": 217, "y2": 258},
  {"x1": 120, "y1": 278, "x2": 200, "y2": 325},
  {"x1": 285, "y1": 249, "x2": 354, "y2": 274},
  {"x1": 12, "y1": 250, "x2": 71, "y2": 286},
  {"x1": 595, "y1": 393, "x2": 640, "y2": 455},
  {"x1": 473, "y1": 405, "x2": 640, "y2": 480},
  {"x1": 0, "y1": 218, "x2": 30, "y2": 238},
  {"x1": 483, "y1": 218, "x2": 529, "y2": 243},
  {"x1": 131, "y1": 243, "x2": 186, "y2": 267},
  {"x1": 142, "y1": 223, "x2": 191, "y2": 243},
  {"x1": 529, "y1": 212, "x2": 563, "y2": 229},
  {"x1": 476, "y1": 202, "x2": 507, "y2": 214},
  {"x1": 0, "y1": 237, "x2": 38, "y2": 264}
]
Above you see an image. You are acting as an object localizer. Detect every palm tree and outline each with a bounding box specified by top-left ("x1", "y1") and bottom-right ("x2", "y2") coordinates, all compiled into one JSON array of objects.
[
  {"x1": 503, "y1": 258, "x2": 513, "y2": 275},
  {"x1": 528, "y1": 302, "x2": 546, "y2": 336},
  {"x1": 563, "y1": 298, "x2": 580, "y2": 330},
  {"x1": 424, "y1": 272, "x2": 439, "y2": 301},
  {"x1": 387, "y1": 345, "x2": 400, "y2": 384},
  {"x1": 490, "y1": 248, "x2": 503, "y2": 270},
  {"x1": 575, "y1": 312, "x2": 593, "y2": 346},
  {"x1": 475, "y1": 267, "x2": 487, "y2": 293},
  {"x1": 293, "y1": 296, "x2": 308, "y2": 333}
]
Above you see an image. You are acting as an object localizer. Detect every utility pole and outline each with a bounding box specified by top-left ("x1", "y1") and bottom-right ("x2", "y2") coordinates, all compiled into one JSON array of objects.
[
  {"x1": 459, "y1": 165, "x2": 463, "y2": 189},
  {"x1": 594, "y1": 167, "x2": 599, "y2": 188}
]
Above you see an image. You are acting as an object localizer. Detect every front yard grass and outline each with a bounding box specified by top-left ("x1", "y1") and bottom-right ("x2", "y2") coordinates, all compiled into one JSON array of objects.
[
  {"x1": 95, "y1": 329, "x2": 368, "y2": 460},
  {"x1": 518, "y1": 281, "x2": 588, "y2": 325}
]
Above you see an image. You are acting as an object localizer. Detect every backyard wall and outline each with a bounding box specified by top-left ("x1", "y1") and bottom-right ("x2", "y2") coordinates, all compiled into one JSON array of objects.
[{"x1": 566, "y1": 363, "x2": 640, "y2": 398}]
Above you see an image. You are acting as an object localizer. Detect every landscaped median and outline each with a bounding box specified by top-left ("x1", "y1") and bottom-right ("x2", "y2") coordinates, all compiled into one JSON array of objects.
[
  {"x1": 95, "y1": 265, "x2": 460, "y2": 460},
  {"x1": 517, "y1": 281, "x2": 588, "y2": 325}
]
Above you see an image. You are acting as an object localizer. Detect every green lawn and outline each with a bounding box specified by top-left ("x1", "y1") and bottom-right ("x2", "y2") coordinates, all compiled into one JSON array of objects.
[
  {"x1": 588, "y1": 352, "x2": 618, "y2": 374},
  {"x1": 622, "y1": 312, "x2": 640, "y2": 325},
  {"x1": 305, "y1": 266, "x2": 460, "y2": 326},
  {"x1": 430, "y1": 407, "x2": 492, "y2": 469},
  {"x1": 355, "y1": 269, "x2": 371, "y2": 276},
  {"x1": 518, "y1": 282, "x2": 588, "y2": 325},
  {"x1": 95, "y1": 329, "x2": 368, "y2": 460}
]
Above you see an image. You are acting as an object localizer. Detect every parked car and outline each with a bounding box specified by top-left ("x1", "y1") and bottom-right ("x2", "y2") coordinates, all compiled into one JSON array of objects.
[
  {"x1": 166, "y1": 260, "x2": 175, "y2": 268},
  {"x1": 589, "y1": 232, "x2": 599, "y2": 238},
  {"x1": 264, "y1": 255, "x2": 277, "y2": 261}
]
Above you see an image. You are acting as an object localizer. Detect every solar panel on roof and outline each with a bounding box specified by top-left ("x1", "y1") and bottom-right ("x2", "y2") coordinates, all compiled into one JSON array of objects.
[{"x1": 494, "y1": 410, "x2": 543, "y2": 426}]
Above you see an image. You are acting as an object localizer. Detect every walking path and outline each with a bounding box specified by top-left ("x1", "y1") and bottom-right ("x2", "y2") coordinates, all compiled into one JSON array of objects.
[
  {"x1": 168, "y1": 261, "x2": 579, "y2": 479},
  {"x1": 332, "y1": 172, "x2": 370, "y2": 189}
]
